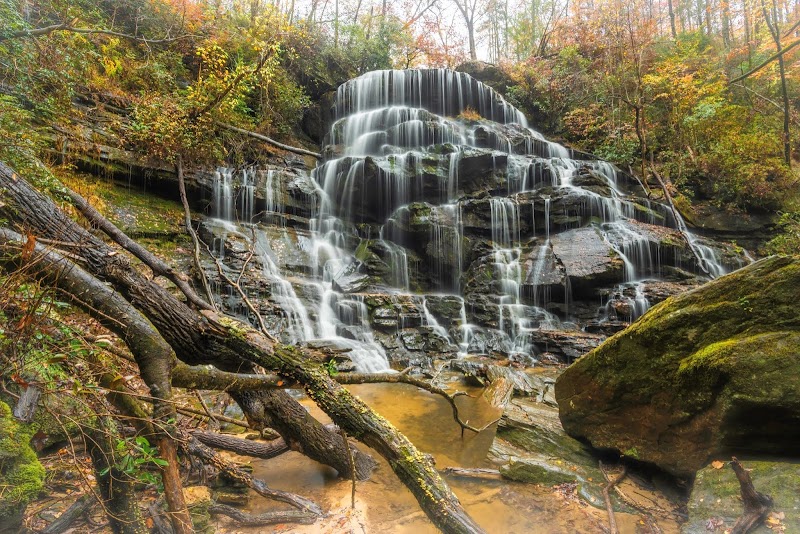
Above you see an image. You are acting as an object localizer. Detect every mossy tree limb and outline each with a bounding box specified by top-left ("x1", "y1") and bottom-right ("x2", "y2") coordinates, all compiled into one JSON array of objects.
[{"x1": 0, "y1": 162, "x2": 486, "y2": 533}]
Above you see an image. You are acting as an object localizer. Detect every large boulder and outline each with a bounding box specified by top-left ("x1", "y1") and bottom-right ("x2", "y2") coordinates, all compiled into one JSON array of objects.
[{"x1": 555, "y1": 255, "x2": 800, "y2": 477}]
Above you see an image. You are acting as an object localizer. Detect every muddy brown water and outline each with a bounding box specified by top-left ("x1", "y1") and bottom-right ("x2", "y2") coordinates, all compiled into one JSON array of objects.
[{"x1": 219, "y1": 382, "x2": 678, "y2": 533}]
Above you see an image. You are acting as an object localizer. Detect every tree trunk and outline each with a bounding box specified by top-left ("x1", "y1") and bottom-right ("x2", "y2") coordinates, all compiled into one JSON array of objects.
[
  {"x1": 85, "y1": 418, "x2": 149, "y2": 534},
  {"x1": 0, "y1": 162, "x2": 486, "y2": 534},
  {"x1": 0, "y1": 227, "x2": 193, "y2": 534},
  {"x1": 762, "y1": 0, "x2": 792, "y2": 166},
  {"x1": 668, "y1": 0, "x2": 678, "y2": 37},
  {"x1": 232, "y1": 389, "x2": 377, "y2": 480},
  {"x1": 192, "y1": 430, "x2": 291, "y2": 459}
]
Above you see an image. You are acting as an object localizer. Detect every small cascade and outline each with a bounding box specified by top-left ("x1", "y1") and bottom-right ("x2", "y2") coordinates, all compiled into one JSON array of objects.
[
  {"x1": 240, "y1": 168, "x2": 256, "y2": 223},
  {"x1": 253, "y1": 229, "x2": 316, "y2": 341},
  {"x1": 212, "y1": 168, "x2": 234, "y2": 222},
  {"x1": 420, "y1": 296, "x2": 453, "y2": 343},
  {"x1": 264, "y1": 169, "x2": 284, "y2": 224},
  {"x1": 430, "y1": 203, "x2": 463, "y2": 291}
]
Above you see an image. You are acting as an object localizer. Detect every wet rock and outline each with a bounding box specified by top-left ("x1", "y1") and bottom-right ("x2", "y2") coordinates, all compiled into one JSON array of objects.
[
  {"x1": 521, "y1": 241, "x2": 567, "y2": 308},
  {"x1": 684, "y1": 459, "x2": 800, "y2": 534},
  {"x1": 556, "y1": 256, "x2": 800, "y2": 477},
  {"x1": 424, "y1": 295, "x2": 464, "y2": 327},
  {"x1": 332, "y1": 272, "x2": 370, "y2": 293},
  {"x1": 372, "y1": 306, "x2": 400, "y2": 331},
  {"x1": 528, "y1": 329, "x2": 604, "y2": 362},
  {"x1": 485, "y1": 365, "x2": 537, "y2": 396},
  {"x1": 550, "y1": 228, "x2": 623, "y2": 298},
  {"x1": 489, "y1": 397, "x2": 620, "y2": 509},
  {"x1": 400, "y1": 330, "x2": 426, "y2": 351}
]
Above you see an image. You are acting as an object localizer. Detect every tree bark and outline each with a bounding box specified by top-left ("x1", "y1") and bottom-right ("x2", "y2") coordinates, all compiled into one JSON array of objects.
[
  {"x1": 730, "y1": 457, "x2": 773, "y2": 534},
  {"x1": 668, "y1": 0, "x2": 678, "y2": 38},
  {"x1": 0, "y1": 228, "x2": 194, "y2": 534},
  {"x1": 762, "y1": 0, "x2": 792, "y2": 166},
  {"x1": 192, "y1": 430, "x2": 291, "y2": 459},
  {"x1": 0, "y1": 162, "x2": 486, "y2": 534}
]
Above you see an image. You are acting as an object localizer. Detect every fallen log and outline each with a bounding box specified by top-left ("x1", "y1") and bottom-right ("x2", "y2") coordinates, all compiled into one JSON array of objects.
[
  {"x1": 41, "y1": 494, "x2": 94, "y2": 534},
  {"x1": 209, "y1": 503, "x2": 317, "y2": 527},
  {"x1": 57, "y1": 176, "x2": 377, "y2": 482},
  {"x1": 0, "y1": 162, "x2": 486, "y2": 534},
  {"x1": 216, "y1": 121, "x2": 321, "y2": 159},
  {"x1": 0, "y1": 228, "x2": 192, "y2": 533}
]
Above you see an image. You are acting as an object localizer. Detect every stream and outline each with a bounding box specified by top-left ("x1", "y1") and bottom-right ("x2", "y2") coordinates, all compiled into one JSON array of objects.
[{"x1": 216, "y1": 381, "x2": 680, "y2": 534}]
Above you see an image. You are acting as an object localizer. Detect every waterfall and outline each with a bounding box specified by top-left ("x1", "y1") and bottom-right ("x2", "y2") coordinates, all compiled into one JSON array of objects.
[{"x1": 205, "y1": 67, "x2": 744, "y2": 372}]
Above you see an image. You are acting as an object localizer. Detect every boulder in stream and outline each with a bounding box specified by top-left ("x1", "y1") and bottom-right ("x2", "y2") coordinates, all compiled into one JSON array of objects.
[{"x1": 556, "y1": 255, "x2": 800, "y2": 477}]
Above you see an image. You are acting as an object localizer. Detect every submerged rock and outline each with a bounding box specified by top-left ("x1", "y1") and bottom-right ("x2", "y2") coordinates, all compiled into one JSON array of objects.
[
  {"x1": 555, "y1": 255, "x2": 800, "y2": 477},
  {"x1": 489, "y1": 396, "x2": 621, "y2": 509},
  {"x1": 684, "y1": 458, "x2": 800, "y2": 534}
]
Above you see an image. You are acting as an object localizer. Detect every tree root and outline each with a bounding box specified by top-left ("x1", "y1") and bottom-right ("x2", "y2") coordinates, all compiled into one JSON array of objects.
[
  {"x1": 731, "y1": 457, "x2": 773, "y2": 534},
  {"x1": 599, "y1": 461, "x2": 627, "y2": 534},
  {"x1": 181, "y1": 433, "x2": 323, "y2": 516}
]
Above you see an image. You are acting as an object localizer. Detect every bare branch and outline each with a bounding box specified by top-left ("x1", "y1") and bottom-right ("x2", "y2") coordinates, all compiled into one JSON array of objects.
[
  {"x1": 217, "y1": 121, "x2": 322, "y2": 159},
  {"x1": 728, "y1": 38, "x2": 800, "y2": 84}
]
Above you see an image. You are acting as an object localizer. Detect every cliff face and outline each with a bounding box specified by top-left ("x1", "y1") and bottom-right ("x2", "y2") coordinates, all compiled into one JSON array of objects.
[
  {"x1": 192, "y1": 68, "x2": 747, "y2": 372},
  {"x1": 555, "y1": 255, "x2": 800, "y2": 477}
]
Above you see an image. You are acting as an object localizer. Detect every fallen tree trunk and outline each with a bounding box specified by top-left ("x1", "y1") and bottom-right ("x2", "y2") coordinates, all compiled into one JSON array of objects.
[
  {"x1": 7, "y1": 166, "x2": 378, "y2": 484},
  {"x1": 0, "y1": 162, "x2": 486, "y2": 533},
  {"x1": 209, "y1": 503, "x2": 318, "y2": 527},
  {"x1": 0, "y1": 228, "x2": 193, "y2": 534},
  {"x1": 216, "y1": 122, "x2": 322, "y2": 159}
]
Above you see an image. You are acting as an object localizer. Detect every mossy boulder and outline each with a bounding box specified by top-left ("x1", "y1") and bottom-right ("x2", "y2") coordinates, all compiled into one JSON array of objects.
[
  {"x1": 684, "y1": 458, "x2": 800, "y2": 533},
  {"x1": 0, "y1": 400, "x2": 45, "y2": 531},
  {"x1": 555, "y1": 255, "x2": 800, "y2": 477}
]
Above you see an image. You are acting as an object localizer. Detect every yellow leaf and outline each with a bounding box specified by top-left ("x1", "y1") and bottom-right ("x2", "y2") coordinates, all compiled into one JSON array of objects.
[{"x1": 711, "y1": 460, "x2": 724, "y2": 469}]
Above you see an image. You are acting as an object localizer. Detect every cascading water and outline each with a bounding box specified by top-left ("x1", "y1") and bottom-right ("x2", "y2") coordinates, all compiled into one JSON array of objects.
[{"x1": 206, "y1": 68, "x2": 744, "y2": 371}]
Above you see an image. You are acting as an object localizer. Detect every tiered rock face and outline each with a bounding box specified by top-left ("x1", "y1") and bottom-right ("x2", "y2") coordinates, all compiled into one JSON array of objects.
[{"x1": 199, "y1": 69, "x2": 745, "y2": 370}]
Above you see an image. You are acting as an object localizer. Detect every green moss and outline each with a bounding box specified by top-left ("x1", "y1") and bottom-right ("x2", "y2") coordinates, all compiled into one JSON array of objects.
[
  {"x1": 355, "y1": 240, "x2": 372, "y2": 262},
  {"x1": 557, "y1": 256, "x2": 800, "y2": 475},
  {"x1": 0, "y1": 401, "x2": 45, "y2": 525},
  {"x1": 686, "y1": 459, "x2": 800, "y2": 533},
  {"x1": 59, "y1": 172, "x2": 184, "y2": 236}
]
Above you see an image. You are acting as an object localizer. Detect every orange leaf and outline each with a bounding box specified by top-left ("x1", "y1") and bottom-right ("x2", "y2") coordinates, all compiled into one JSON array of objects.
[
  {"x1": 21, "y1": 234, "x2": 36, "y2": 261},
  {"x1": 711, "y1": 460, "x2": 724, "y2": 469}
]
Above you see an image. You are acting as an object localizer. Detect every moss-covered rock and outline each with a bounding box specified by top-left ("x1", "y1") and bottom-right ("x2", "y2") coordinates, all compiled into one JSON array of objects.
[
  {"x1": 489, "y1": 397, "x2": 625, "y2": 510},
  {"x1": 0, "y1": 400, "x2": 45, "y2": 532},
  {"x1": 684, "y1": 458, "x2": 800, "y2": 533},
  {"x1": 555, "y1": 255, "x2": 800, "y2": 477}
]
